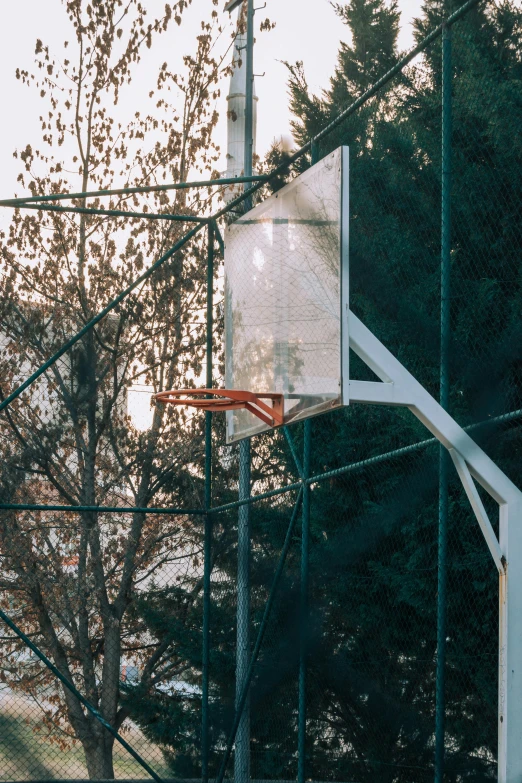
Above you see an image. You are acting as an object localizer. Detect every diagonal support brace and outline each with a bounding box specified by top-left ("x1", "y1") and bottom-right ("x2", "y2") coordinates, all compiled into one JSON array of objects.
[
  {"x1": 0, "y1": 607, "x2": 164, "y2": 782},
  {"x1": 449, "y1": 448, "x2": 505, "y2": 573}
]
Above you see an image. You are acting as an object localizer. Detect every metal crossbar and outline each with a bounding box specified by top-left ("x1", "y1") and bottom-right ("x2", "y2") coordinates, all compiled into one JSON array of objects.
[
  {"x1": 6, "y1": 202, "x2": 208, "y2": 222},
  {"x1": 0, "y1": 175, "x2": 269, "y2": 207}
]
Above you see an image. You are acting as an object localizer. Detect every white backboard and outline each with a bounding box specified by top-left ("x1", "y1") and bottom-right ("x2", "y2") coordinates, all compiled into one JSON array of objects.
[{"x1": 224, "y1": 146, "x2": 349, "y2": 443}]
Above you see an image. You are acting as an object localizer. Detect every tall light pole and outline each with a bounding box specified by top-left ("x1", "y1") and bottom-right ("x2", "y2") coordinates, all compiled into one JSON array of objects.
[{"x1": 225, "y1": 4, "x2": 255, "y2": 783}]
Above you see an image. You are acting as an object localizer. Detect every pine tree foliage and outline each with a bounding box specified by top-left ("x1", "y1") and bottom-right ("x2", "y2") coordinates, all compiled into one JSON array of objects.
[{"x1": 331, "y1": 0, "x2": 400, "y2": 92}]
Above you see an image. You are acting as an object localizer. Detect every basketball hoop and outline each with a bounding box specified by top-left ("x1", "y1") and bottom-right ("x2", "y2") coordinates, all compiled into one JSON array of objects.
[{"x1": 153, "y1": 389, "x2": 284, "y2": 428}]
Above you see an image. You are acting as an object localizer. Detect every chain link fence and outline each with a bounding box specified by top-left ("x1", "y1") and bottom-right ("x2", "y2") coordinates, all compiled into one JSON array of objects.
[{"x1": 0, "y1": 0, "x2": 521, "y2": 781}]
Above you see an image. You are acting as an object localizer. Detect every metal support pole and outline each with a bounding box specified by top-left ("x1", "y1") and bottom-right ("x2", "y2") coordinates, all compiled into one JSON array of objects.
[
  {"x1": 216, "y1": 490, "x2": 304, "y2": 783},
  {"x1": 202, "y1": 509, "x2": 212, "y2": 783},
  {"x1": 243, "y1": 0, "x2": 255, "y2": 212},
  {"x1": 499, "y1": 498, "x2": 522, "y2": 782},
  {"x1": 235, "y1": 438, "x2": 251, "y2": 783},
  {"x1": 233, "y1": 6, "x2": 254, "y2": 780},
  {"x1": 298, "y1": 419, "x2": 311, "y2": 783},
  {"x1": 435, "y1": 22, "x2": 452, "y2": 783},
  {"x1": 202, "y1": 223, "x2": 214, "y2": 783}
]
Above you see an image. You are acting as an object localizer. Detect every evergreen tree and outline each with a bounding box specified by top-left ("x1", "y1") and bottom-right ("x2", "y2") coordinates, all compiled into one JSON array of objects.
[
  {"x1": 331, "y1": 0, "x2": 400, "y2": 93},
  {"x1": 286, "y1": 0, "x2": 400, "y2": 157}
]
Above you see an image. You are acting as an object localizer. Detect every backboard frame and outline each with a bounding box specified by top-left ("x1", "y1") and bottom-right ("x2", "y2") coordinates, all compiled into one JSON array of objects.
[{"x1": 224, "y1": 146, "x2": 350, "y2": 444}]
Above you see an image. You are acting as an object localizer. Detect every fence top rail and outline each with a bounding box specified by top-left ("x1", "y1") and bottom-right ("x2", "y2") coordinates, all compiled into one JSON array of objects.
[
  {"x1": 0, "y1": 175, "x2": 270, "y2": 208},
  {"x1": 0, "y1": 503, "x2": 206, "y2": 515},
  {"x1": 0, "y1": 201, "x2": 209, "y2": 222}
]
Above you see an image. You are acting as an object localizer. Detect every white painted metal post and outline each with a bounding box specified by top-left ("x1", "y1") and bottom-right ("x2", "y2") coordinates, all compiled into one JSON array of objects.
[{"x1": 498, "y1": 499, "x2": 522, "y2": 783}]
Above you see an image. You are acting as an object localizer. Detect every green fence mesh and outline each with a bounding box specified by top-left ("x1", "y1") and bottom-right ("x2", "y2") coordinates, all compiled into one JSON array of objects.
[{"x1": 0, "y1": 0, "x2": 521, "y2": 781}]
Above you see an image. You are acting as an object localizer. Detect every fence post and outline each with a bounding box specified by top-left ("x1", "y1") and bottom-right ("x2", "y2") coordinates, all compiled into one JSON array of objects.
[
  {"x1": 202, "y1": 222, "x2": 214, "y2": 783},
  {"x1": 435, "y1": 20, "x2": 452, "y2": 783},
  {"x1": 235, "y1": 438, "x2": 251, "y2": 783},
  {"x1": 233, "y1": 3, "x2": 254, "y2": 780},
  {"x1": 298, "y1": 419, "x2": 312, "y2": 783}
]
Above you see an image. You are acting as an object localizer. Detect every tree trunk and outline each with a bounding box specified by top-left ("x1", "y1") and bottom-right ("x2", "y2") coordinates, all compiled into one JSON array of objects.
[{"x1": 83, "y1": 733, "x2": 115, "y2": 780}]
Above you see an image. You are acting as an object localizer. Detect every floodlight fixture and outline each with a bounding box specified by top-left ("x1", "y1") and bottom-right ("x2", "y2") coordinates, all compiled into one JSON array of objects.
[{"x1": 224, "y1": 0, "x2": 243, "y2": 12}]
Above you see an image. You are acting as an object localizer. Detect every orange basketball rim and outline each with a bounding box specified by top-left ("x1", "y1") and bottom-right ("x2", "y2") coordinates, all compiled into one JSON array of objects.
[{"x1": 152, "y1": 389, "x2": 284, "y2": 428}]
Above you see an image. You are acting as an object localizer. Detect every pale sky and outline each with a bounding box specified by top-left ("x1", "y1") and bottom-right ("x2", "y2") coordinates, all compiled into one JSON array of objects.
[{"x1": 0, "y1": 0, "x2": 424, "y2": 203}]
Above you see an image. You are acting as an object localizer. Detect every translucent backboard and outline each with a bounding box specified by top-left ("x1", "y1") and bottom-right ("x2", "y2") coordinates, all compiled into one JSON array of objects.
[{"x1": 224, "y1": 146, "x2": 349, "y2": 443}]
